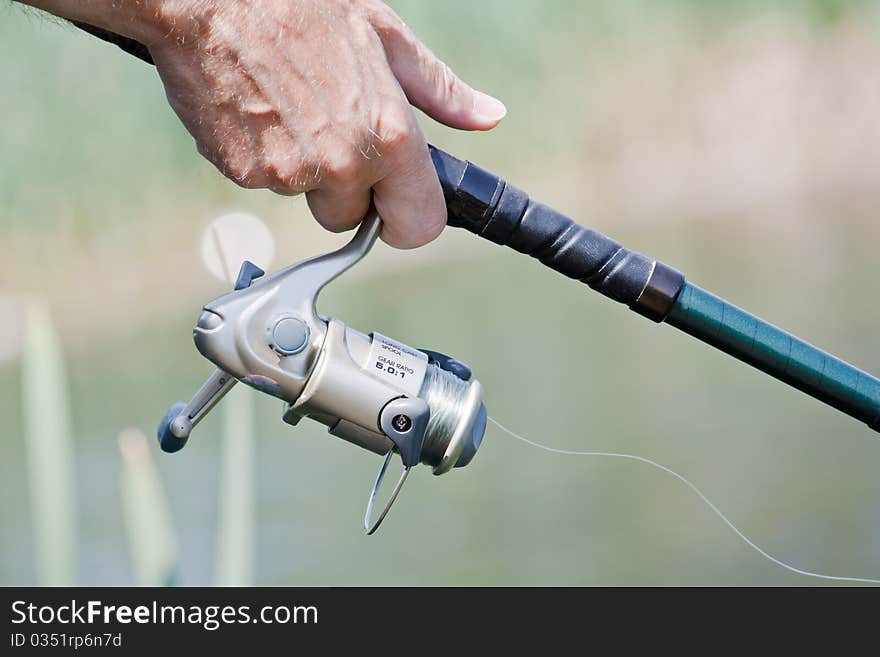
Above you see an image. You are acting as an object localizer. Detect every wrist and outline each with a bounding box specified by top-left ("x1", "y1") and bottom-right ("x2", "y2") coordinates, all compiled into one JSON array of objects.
[{"x1": 20, "y1": 0, "x2": 201, "y2": 47}]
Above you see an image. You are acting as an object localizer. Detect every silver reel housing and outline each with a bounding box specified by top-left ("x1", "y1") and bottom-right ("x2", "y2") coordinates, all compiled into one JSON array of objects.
[{"x1": 157, "y1": 213, "x2": 486, "y2": 533}]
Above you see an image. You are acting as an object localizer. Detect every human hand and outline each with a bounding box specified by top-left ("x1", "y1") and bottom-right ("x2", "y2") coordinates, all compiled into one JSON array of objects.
[{"x1": 26, "y1": 0, "x2": 506, "y2": 247}]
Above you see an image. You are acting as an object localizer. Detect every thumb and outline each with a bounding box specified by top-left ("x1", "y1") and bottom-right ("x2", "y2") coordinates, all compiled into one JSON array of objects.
[{"x1": 374, "y1": 11, "x2": 506, "y2": 131}]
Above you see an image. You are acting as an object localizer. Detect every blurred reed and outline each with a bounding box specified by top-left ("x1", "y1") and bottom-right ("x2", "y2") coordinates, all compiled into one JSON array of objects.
[
  {"x1": 21, "y1": 299, "x2": 77, "y2": 585},
  {"x1": 118, "y1": 428, "x2": 178, "y2": 586},
  {"x1": 214, "y1": 386, "x2": 256, "y2": 586}
]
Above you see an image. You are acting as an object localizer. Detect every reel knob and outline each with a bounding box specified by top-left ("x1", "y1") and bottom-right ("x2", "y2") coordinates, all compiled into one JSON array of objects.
[{"x1": 157, "y1": 401, "x2": 189, "y2": 453}]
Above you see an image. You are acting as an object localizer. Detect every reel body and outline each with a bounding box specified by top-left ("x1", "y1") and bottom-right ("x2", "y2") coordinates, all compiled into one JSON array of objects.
[{"x1": 158, "y1": 213, "x2": 486, "y2": 532}]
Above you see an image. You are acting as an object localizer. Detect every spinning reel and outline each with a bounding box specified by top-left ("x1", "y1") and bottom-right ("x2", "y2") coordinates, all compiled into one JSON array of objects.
[{"x1": 158, "y1": 212, "x2": 486, "y2": 534}]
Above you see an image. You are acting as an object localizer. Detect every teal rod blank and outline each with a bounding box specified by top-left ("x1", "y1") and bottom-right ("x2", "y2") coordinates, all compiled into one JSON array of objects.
[{"x1": 665, "y1": 283, "x2": 880, "y2": 432}]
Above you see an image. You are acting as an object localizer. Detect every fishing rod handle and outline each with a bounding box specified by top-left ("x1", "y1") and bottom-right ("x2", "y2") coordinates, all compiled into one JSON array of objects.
[
  {"x1": 429, "y1": 145, "x2": 685, "y2": 322},
  {"x1": 430, "y1": 146, "x2": 880, "y2": 433}
]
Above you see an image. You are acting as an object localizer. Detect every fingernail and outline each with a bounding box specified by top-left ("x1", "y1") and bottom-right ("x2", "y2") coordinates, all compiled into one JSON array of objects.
[{"x1": 473, "y1": 90, "x2": 507, "y2": 122}]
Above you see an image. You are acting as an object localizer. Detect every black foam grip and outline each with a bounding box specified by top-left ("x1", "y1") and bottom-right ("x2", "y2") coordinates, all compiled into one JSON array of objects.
[{"x1": 429, "y1": 145, "x2": 682, "y2": 320}]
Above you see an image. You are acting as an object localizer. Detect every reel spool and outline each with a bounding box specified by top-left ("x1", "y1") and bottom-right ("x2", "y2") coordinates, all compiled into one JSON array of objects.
[{"x1": 157, "y1": 213, "x2": 486, "y2": 533}]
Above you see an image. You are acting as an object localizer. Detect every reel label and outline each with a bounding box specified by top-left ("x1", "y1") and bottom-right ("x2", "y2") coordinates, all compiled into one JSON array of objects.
[{"x1": 366, "y1": 333, "x2": 428, "y2": 396}]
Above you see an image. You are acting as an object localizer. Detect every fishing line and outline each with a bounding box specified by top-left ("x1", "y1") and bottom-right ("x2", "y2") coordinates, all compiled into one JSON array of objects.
[
  {"x1": 488, "y1": 417, "x2": 880, "y2": 585},
  {"x1": 419, "y1": 363, "x2": 472, "y2": 463}
]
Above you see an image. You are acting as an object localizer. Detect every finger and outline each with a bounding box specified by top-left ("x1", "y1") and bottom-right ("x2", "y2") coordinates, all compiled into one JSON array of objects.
[
  {"x1": 306, "y1": 183, "x2": 372, "y2": 234},
  {"x1": 372, "y1": 121, "x2": 446, "y2": 249},
  {"x1": 372, "y1": 10, "x2": 506, "y2": 131}
]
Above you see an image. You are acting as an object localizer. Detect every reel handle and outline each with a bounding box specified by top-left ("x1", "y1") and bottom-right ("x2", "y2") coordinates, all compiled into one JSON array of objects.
[{"x1": 429, "y1": 145, "x2": 880, "y2": 434}]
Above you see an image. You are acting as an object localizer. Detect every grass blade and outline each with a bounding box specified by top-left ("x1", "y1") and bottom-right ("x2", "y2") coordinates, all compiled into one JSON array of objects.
[
  {"x1": 21, "y1": 298, "x2": 77, "y2": 585},
  {"x1": 118, "y1": 428, "x2": 178, "y2": 586},
  {"x1": 214, "y1": 385, "x2": 256, "y2": 586}
]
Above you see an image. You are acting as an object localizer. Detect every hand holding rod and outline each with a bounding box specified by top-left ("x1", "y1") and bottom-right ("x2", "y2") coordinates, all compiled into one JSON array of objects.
[{"x1": 429, "y1": 145, "x2": 880, "y2": 434}]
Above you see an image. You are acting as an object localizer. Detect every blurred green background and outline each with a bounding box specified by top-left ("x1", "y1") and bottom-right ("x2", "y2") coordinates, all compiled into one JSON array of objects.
[{"x1": 2, "y1": 0, "x2": 880, "y2": 585}]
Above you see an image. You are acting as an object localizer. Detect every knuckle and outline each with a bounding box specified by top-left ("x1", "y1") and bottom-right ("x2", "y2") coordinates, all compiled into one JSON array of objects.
[
  {"x1": 435, "y1": 61, "x2": 461, "y2": 103},
  {"x1": 368, "y1": 4, "x2": 409, "y2": 40},
  {"x1": 265, "y1": 158, "x2": 310, "y2": 192},
  {"x1": 271, "y1": 158, "x2": 322, "y2": 193},
  {"x1": 374, "y1": 111, "x2": 415, "y2": 157},
  {"x1": 263, "y1": 158, "x2": 287, "y2": 185},
  {"x1": 324, "y1": 148, "x2": 364, "y2": 186}
]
